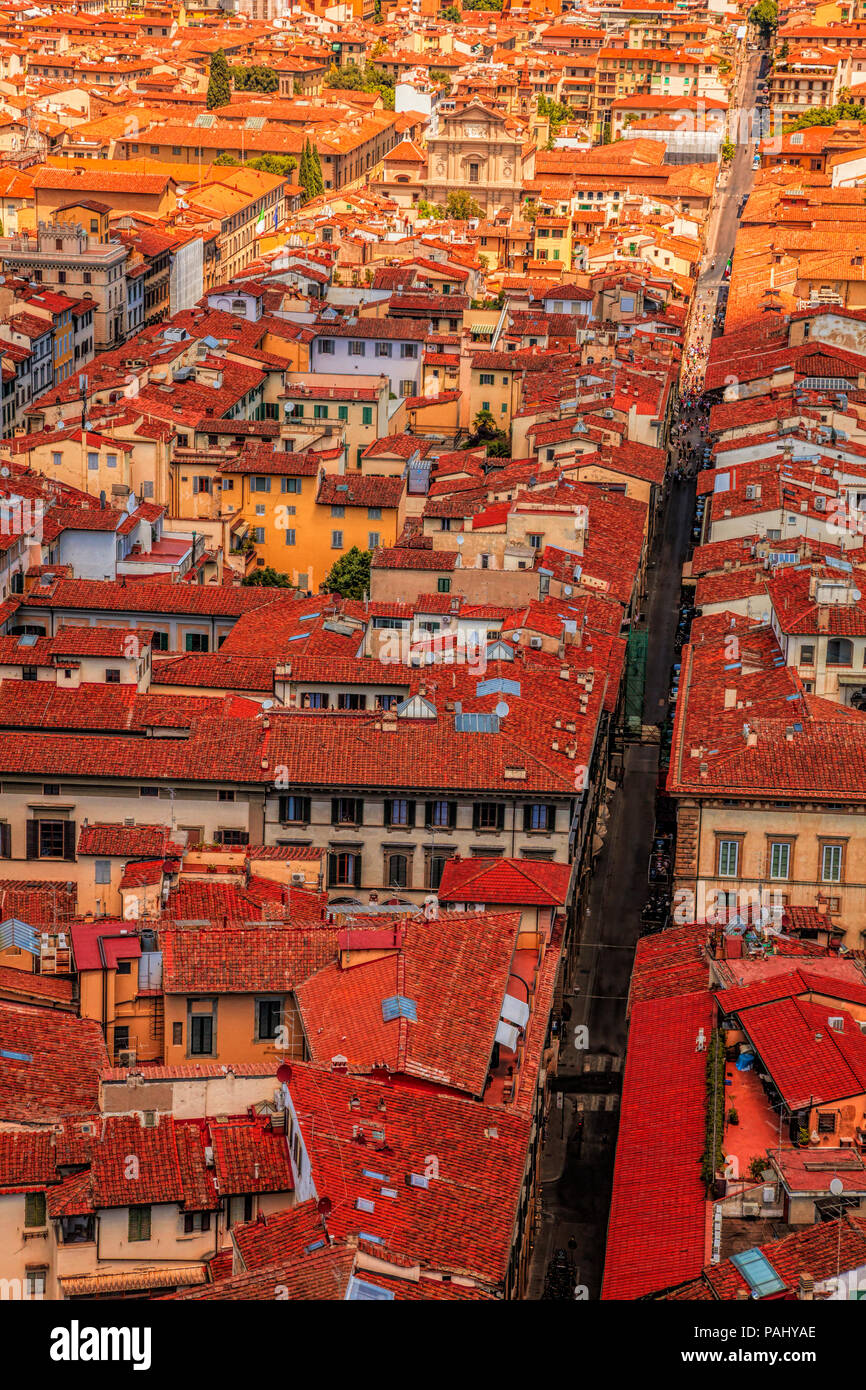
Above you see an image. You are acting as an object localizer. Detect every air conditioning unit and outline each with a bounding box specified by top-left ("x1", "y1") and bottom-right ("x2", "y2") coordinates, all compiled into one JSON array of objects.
[
  {"x1": 290, "y1": 871, "x2": 306, "y2": 886},
  {"x1": 742, "y1": 1202, "x2": 760, "y2": 1218},
  {"x1": 117, "y1": 1049, "x2": 136, "y2": 1068},
  {"x1": 529, "y1": 636, "x2": 543, "y2": 649}
]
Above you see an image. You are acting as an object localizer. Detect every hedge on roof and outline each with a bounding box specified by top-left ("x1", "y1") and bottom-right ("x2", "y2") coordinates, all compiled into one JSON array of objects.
[{"x1": 700, "y1": 1027, "x2": 726, "y2": 1193}]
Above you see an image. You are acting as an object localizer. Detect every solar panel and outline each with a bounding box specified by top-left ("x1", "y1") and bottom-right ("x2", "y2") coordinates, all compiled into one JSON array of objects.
[
  {"x1": 244, "y1": 116, "x2": 266, "y2": 131},
  {"x1": 730, "y1": 1248, "x2": 786, "y2": 1298},
  {"x1": 475, "y1": 677, "x2": 521, "y2": 698},
  {"x1": 193, "y1": 112, "x2": 216, "y2": 129}
]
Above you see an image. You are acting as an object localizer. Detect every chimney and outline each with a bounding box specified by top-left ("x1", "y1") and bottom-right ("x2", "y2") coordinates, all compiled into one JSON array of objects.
[
  {"x1": 798, "y1": 1272, "x2": 815, "y2": 1301},
  {"x1": 724, "y1": 687, "x2": 737, "y2": 708}
]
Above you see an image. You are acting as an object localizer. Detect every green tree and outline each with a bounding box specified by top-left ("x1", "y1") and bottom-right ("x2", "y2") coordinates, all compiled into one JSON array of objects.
[
  {"x1": 213, "y1": 152, "x2": 240, "y2": 166},
  {"x1": 241, "y1": 566, "x2": 293, "y2": 588},
  {"x1": 463, "y1": 0, "x2": 502, "y2": 8},
  {"x1": 430, "y1": 68, "x2": 452, "y2": 87},
  {"x1": 249, "y1": 153, "x2": 298, "y2": 177},
  {"x1": 748, "y1": 0, "x2": 777, "y2": 40},
  {"x1": 721, "y1": 138, "x2": 735, "y2": 163},
  {"x1": 537, "y1": 93, "x2": 572, "y2": 139},
  {"x1": 469, "y1": 410, "x2": 509, "y2": 456},
  {"x1": 441, "y1": 4, "x2": 461, "y2": 18},
  {"x1": 299, "y1": 140, "x2": 323, "y2": 201},
  {"x1": 417, "y1": 197, "x2": 445, "y2": 220},
  {"x1": 232, "y1": 64, "x2": 278, "y2": 94},
  {"x1": 786, "y1": 98, "x2": 866, "y2": 131},
  {"x1": 324, "y1": 62, "x2": 395, "y2": 110},
  {"x1": 443, "y1": 189, "x2": 482, "y2": 219},
  {"x1": 206, "y1": 48, "x2": 232, "y2": 110},
  {"x1": 322, "y1": 546, "x2": 372, "y2": 600}
]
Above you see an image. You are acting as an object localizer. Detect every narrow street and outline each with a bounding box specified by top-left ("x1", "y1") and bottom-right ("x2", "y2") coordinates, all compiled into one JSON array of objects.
[{"x1": 527, "y1": 46, "x2": 764, "y2": 1301}]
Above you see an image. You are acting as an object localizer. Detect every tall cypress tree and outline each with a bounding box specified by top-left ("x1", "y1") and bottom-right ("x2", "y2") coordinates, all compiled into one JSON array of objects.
[
  {"x1": 207, "y1": 48, "x2": 232, "y2": 110},
  {"x1": 309, "y1": 140, "x2": 324, "y2": 196}
]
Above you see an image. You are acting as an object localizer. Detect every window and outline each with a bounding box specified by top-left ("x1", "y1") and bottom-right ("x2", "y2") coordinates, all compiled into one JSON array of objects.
[
  {"x1": 400, "y1": 344, "x2": 418, "y2": 359},
  {"x1": 25, "y1": 1191, "x2": 46, "y2": 1228},
  {"x1": 95, "y1": 859, "x2": 111, "y2": 885},
  {"x1": 473, "y1": 802, "x2": 504, "y2": 831},
  {"x1": 151, "y1": 632, "x2": 169, "y2": 651},
  {"x1": 279, "y1": 795, "x2": 310, "y2": 823},
  {"x1": 22, "y1": 666, "x2": 37, "y2": 681},
  {"x1": 329, "y1": 850, "x2": 360, "y2": 888},
  {"x1": 217, "y1": 789, "x2": 235, "y2": 802},
  {"x1": 52, "y1": 451, "x2": 62, "y2": 468},
  {"x1": 281, "y1": 477, "x2": 301, "y2": 494},
  {"x1": 817, "y1": 1111, "x2": 837, "y2": 1134},
  {"x1": 427, "y1": 851, "x2": 450, "y2": 892},
  {"x1": 332, "y1": 797, "x2": 361, "y2": 825},
  {"x1": 183, "y1": 1212, "x2": 211, "y2": 1234},
  {"x1": 256, "y1": 997, "x2": 282, "y2": 1041},
  {"x1": 331, "y1": 504, "x2": 345, "y2": 518},
  {"x1": 400, "y1": 380, "x2": 414, "y2": 397},
  {"x1": 29, "y1": 820, "x2": 72, "y2": 860},
  {"x1": 480, "y1": 373, "x2": 495, "y2": 386},
  {"x1": 375, "y1": 343, "x2": 391, "y2": 359},
  {"x1": 426, "y1": 799, "x2": 455, "y2": 829},
  {"x1": 193, "y1": 476, "x2": 211, "y2": 495},
  {"x1": 337, "y1": 692, "x2": 367, "y2": 710},
  {"x1": 362, "y1": 407, "x2": 373, "y2": 426},
  {"x1": 368, "y1": 507, "x2": 382, "y2": 520},
  {"x1": 527, "y1": 533, "x2": 543, "y2": 550},
  {"x1": 213, "y1": 829, "x2": 249, "y2": 847},
  {"x1": 800, "y1": 644, "x2": 815, "y2": 665},
  {"x1": 105, "y1": 668, "x2": 120, "y2": 684},
  {"x1": 437, "y1": 577, "x2": 451, "y2": 593},
  {"x1": 251, "y1": 476, "x2": 271, "y2": 493},
  {"x1": 769, "y1": 842, "x2": 791, "y2": 880},
  {"x1": 185, "y1": 633, "x2": 209, "y2": 652},
  {"x1": 368, "y1": 533, "x2": 380, "y2": 549},
  {"x1": 338, "y1": 405, "x2": 349, "y2": 421},
  {"x1": 717, "y1": 838, "x2": 740, "y2": 877},
  {"x1": 386, "y1": 798, "x2": 414, "y2": 828},
  {"x1": 314, "y1": 404, "x2": 329, "y2": 420},
  {"x1": 385, "y1": 851, "x2": 409, "y2": 889},
  {"x1": 348, "y1": 341, "x2": 366, "y2": 357},
  {"x1": 25, "y1": 1268, "x2": 46, "y2": 1299},
  {"x1": 468, "y1": 163, "x2": 479, "y2": 183},
  {"x1": 331, "y1": 531, "x2": 344, "y2": 549},
  {"x1": 827, "y1": 638, "x2": 853, "y2": 666},
  {"x1": 821, "y1": 843, "x2": 843, "y2": 883},
  {"x1": 319, "y1": 339, "x2": 335, "y2": 355},
  {"x1": 284, "y1": 529, "x2": 296, "y2": 546},
  {"x1": 524, "y1": 804, "x2": 554, "y2": 833},
  {"x1": 128, "y1": 1206, "x2": 151, "y2": 1242},
  {"x1": 189, "y1": 1003, "x2": 214, "y2": 1056}
]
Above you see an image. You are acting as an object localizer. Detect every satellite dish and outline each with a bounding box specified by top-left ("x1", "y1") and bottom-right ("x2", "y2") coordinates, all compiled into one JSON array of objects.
[
  {"x1": 275, "y1": 1062, "x2": 292, "y2": 1086},
  {"x1": 853, "y1": 590, "x2": 862, "y2": 601},
  {"x1": 830, "y1": 1177, "x2": 844, "y2": 1197},
  {"x1": 495, "y1": 701, "x2": 509, "y2": 717},
  {"x1": 317, "y1": 1196, "x2": 332, "y2": 1218},
  {"x1": 261, "y1": 699, "x2": 274, "y2": 710},
  {"x1": 0, "y1": 467, "x2": 8, "y2": 478},
  {"x1": 456, "y1": 535, "x2": 464, "y2": 545}
]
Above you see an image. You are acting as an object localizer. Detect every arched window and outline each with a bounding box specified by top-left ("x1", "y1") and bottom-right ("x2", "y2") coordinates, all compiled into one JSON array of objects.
[
  {"x1": 827, "y1": 638, "x2": 853, "y2": 666},
  {"x1": 386, "y1": 853, "x2": 409, "y2": 890}
]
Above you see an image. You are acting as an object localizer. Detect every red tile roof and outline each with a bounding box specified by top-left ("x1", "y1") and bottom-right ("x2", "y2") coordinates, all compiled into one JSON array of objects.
[
  {"x1": 437, "y1": 856, "x2": 570, "y2": 906},
  {"x1": 602, "y1": 990, "x2": 714, "y2": 1300}
]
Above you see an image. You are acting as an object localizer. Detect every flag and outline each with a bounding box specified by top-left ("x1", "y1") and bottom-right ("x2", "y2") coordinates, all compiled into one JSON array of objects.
[{"x1": 255, "y1": 211, "x2": 265, "y2": 236}]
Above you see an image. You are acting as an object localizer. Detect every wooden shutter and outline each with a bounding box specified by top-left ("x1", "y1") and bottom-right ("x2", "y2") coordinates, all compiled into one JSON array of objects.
[
  {"x1": 424, "y1": 801, "x2": 434, "y2": 829},
  {"x1": 63, "y1": 821, "x2": 76, "y2": 861},
  {"x1": 331, "y1": 798, "x2": 340, "y2": 825},
  {"x1": 496, "y1": 803, "x2": 505, "y2": 830},
  {"x1": 352, "y1": 853, "x2": 362, "y2": 889},
  {"x1": 447, "y1": 801, "x2": 457, "y2": 829},
  {"x1": 0, "y1": 823, "x2": 10, "y2": 858},
  {"x1": 546, "y1": 804, "x2": 557, "y2": 832},
  {"x1": 406, "y1": 800, "x2": 416, "y2": 828},
  {"x1": 26, "y1": 820, "x2": 38, "y2": 859},
  {"x1": 522, "y1": 804, "x2": 533, "y2": 833},
  {"x1": 327, "y1": 853, "x2": 337, "y2": 887}
]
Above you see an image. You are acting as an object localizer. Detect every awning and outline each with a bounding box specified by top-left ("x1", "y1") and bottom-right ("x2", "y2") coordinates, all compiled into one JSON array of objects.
[
  {"x1": 470, "y1": 322, "x2": 494, "y2": 334},
  {"x1": 59, "y1": 1265, "x2": 207, "y2": 1297}
]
